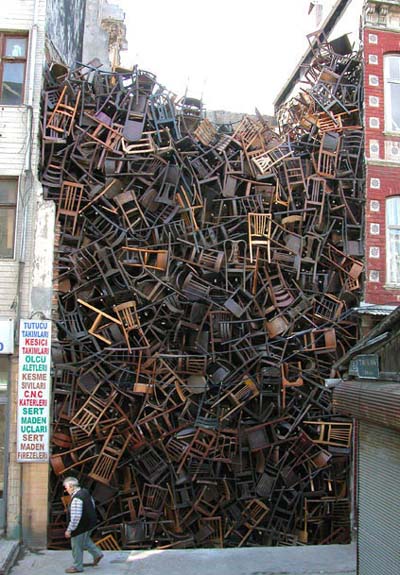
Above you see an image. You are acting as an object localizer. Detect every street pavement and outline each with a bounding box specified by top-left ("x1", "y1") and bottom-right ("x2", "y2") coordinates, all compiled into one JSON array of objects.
[{"x1": 8, "y1": 544, "x2": 356, "y2": 575}]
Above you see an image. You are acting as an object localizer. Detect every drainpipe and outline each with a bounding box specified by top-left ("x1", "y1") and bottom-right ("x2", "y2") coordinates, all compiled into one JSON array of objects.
[
  {"x1": 15, "y1": 0, "x2": 39, "y2": 322},
  {"x1": 14, "y1": 0, "x2": 40, "y2": 544},
  {"x1": 26, "y1": 0, "x2": 39, "y2": 109}
]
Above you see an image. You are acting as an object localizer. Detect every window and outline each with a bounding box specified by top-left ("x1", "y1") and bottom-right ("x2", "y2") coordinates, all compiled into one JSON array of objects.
[
  {"x1": 0, "y1": 33, "x2": 28, "y2": 105},
  {"x1": 386, "y1": 197, "x2": 400, "y2": 285},
  {"x1": 0, "y1": 179, "x2": 18, "y2": 258},
  {"x1": 384, "y1": 54, "x2": 400, "y2": 132}
]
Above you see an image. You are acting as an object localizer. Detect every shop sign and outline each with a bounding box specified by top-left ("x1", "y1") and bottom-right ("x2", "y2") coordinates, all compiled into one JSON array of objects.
[
  {"x1": 17, "y1": 319, "x2": 51, "y2": 463},
  {"x1": 348, "y1": 353, "x2": 379, "y2": 379},
  {"x1": 0, "y1": 319, "x2": 14, "y2": 354}
]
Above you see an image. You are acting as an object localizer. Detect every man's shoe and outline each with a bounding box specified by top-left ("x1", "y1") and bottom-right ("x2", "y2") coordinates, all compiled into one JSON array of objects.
[
  {"x1": 65, "y1": 568, "x2": 83, "y2": 573},
  {"x1": 92, "y1": 554, "x2": 104, "y2": 566}
]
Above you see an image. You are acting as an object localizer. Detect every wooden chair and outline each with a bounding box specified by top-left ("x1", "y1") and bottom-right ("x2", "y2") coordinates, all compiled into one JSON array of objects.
[
  {"x1": 194, "y1": 118, "x2": 217, "y2": 146},
  {"x1": 71, "y1": 384, "x2": 117, "y2": 435},
  {"x1": 41, "y1": 145, "x2": 67, "y2": 190},
  {"x1": 281, "y1": 362, "x2": 304, "y2": 409},
  {"x1": 223, "y1": 239, "x2": 247, "y2": 291},
  {"x1": 121, "y1": 132, "x2": 157, "y2": 155},
  {"x1": 149, "y1": 86, "x2": 180, "y2": 142},
  {"x1": 46, "y1": 85, "x2": 81, "y2": 140},
  {"x1": 114, "y1": 188, "x2": 144, "y2": 229},
  {"x1": 57, "y1": 181, "x2": 84, "y2": 235},
  {"x1": 282, "y1": 157, "x2": 306, "y2": 193},
  {"x1": 247, "y1": 212, "x2": 272, "y2": 263},
  {"x1": 88, "y1": 426, "x2": 130, "y2": 485},
  {"x1": 177, "y1": 429, "x2": 217, "y2": 474},
  {"x1": 132, "y1": 351, "x2": 156, "y2": 395},
  {"x1": 264, "y1": 265, "x2": 295, "y2": 309},
  {"x1": 134, "y1": 447, "x2": 170, "y2": 483},
  {"x1": 323, "y1": 244, "x2": 363, "y2": 292},
  {"x1": 80, "y1": 112, "x2": 124, "y2": 155},
  {"x1": 196, "y1": 516, "x2": 223, "y2": 548},
  {"x1": 313, "y1": 131, "x2": 340, "y2": 179},
  {"x1": 305, "y1": 175, "x2": 328, "y2": 232},
  {"x1": 304, "y1": 421, "x2": 353, "y2": 448},
  {"x1": 313, "y1": 294, "x2": 344, "y2": 323},
  {"x1": 77, "y1": 298, "x2": 122, "y2": 345},
  {"x1": 113, "y1": 300, "x2": 149, "y2": 352},
  {"x1": 209, "y1": 311, "x2": 233, "y2": 358},
  {"x1": 232, "y1": 115, "x2": 264, "y2": 150},
  {"x1": 226, "y1": 499, "x2": 270, "y2": 547},
  {"x1": 94, "y1": 534, "x2": 121, "y2": 550},
  {"x1": 121, "y1": 246, "x2": 169, "y2": 272},
  {"x1": 139, "y1": 484, "x2": 168, "y2": 519},
  {"x1": 250, "y1": 143, "x2": 292, "y2": 176},
  {"x1": 50, "y1": 440, "x2": 97, "y2": 476},
  {"x1": 180, "y1": 271, "x2": 211, "y2": 302},
  {"x1": 211, "y1": 377, "x2": 259, "y2": 422},
  {"x1": 303, "y1": 328, "x2": 337, "y2": 354}
]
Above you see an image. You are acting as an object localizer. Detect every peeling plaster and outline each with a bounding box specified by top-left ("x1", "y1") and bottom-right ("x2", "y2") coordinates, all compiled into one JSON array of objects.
[
  {"x1": 31, "y1": 199, "x2": 55, "y2": 317},
  {"x1": 46, "y1": 0, "x2": 86, "y2": 66}
]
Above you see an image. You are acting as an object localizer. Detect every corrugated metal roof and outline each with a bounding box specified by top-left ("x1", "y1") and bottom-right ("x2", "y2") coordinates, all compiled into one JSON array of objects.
[
  {"x1": 333, "y1": 380, "x2": 400, "y2": 431},
  {"x1": 355, "y1": 304, "x2": 397, "y2": 315}
]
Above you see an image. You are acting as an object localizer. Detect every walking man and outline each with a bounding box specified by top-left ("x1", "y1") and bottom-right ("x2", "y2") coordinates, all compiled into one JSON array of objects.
[{"x1": 63, "y1": 476, "x2": 104, "y2": 573}]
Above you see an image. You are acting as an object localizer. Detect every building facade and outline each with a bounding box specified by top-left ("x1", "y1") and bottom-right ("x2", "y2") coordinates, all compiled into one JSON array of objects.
[
  {"x1": 363, "y1": 0, "x2": 400, "y2": 306},
  {"x1": 0, "y1": 0, "x2": 126, "y2": 547},
  {"x1": 0, "y1": 0, "x2": 50, "y2": 546},
  {"x1": 274, "y1": 0, "x2": 400, "y2": 315}
]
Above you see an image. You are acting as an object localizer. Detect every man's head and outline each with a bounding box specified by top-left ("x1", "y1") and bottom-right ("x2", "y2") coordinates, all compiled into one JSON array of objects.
[{"x1": 63, "y1": 476, "x2": 80, "y2": 495}]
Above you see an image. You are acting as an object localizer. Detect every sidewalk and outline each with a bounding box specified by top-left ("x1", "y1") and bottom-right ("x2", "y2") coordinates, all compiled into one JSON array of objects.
[
  {"x1": 8, "y1": 544, "x2": 356, "y2": 575},
  {"x1": 0, "y1": 540, "x2": 19, "y2": 575}
]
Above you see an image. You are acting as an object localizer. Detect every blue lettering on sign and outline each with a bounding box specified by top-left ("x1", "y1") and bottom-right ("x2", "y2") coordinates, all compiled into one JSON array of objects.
[{"x1": 0, "y1": 343, "x2": 4, "y2": 352}]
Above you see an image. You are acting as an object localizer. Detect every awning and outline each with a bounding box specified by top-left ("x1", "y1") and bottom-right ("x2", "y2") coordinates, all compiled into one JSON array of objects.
[{"x1": 333, "y1": 380, "x2": 400, "y2": 432}]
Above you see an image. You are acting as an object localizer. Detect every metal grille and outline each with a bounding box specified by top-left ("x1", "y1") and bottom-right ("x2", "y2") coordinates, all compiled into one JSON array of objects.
[{"x1": 358, "y1": 422, "x2": 400, "y2": 575}]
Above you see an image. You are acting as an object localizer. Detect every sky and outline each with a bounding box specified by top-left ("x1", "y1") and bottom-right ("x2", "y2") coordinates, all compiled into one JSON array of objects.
[{"x1": 117, "y1": 0, "x2": 363, "y2": 115}]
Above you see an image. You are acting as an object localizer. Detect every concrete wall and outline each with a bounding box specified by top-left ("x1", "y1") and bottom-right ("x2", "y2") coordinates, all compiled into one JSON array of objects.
[
  {"x1": 83, "y1": 0, "x2": 110, "y2": 67},
  {"x1": 206, "y1": 110, "x2": 276, "y2": 128},
  {"x1": 82, "y1": 0, "x2": 127, "y2": 69}
]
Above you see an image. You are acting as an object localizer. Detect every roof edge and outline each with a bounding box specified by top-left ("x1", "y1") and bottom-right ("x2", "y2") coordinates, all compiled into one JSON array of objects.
[{"x1": 273, "y1": 0, "x2": 353, "y2": 111}]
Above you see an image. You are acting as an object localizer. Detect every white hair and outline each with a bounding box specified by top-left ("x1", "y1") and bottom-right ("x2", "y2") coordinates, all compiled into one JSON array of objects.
[{"x1": 63, "y1": 476, "x2": 80, "y2": 488}]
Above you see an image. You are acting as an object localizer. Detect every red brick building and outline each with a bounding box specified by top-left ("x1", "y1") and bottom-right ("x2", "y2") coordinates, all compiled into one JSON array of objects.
[
  {"x1": 363, "y1": 0, "x2": 400, "y2": 306},
  {"x1": 274, "y1": 0, "x2": 400, "y2": 320}
]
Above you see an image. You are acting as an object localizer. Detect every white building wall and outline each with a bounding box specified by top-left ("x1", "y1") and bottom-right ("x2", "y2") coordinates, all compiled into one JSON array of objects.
[{"x1": 0, "y1": 0, "x2": 54, "y2": 544}]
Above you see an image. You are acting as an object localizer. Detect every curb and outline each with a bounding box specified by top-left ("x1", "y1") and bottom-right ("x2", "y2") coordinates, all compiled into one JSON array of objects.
[{"x1": 0, "y1": 540, "x2": 20, "y2": 575}]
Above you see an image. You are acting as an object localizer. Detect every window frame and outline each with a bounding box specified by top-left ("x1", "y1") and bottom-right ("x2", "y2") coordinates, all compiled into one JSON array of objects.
[
  {"x1": 386, "y1": 196, "x2": 400, "y2": 286},
  {"x1": 0, "y1": 32, "x2": 28, "y2": 106},
  {"x1": 0, "y1": 178, "x2": 18, "y2": 260}
]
